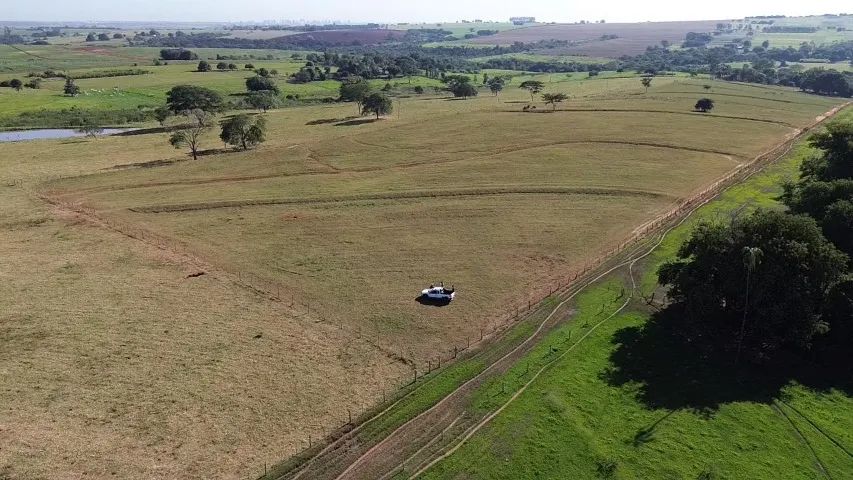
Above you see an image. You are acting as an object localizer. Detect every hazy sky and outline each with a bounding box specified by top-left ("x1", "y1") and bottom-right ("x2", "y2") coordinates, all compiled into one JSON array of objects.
[{"x1": 4, "y1": 0, "x2": 851, "y2": 23}]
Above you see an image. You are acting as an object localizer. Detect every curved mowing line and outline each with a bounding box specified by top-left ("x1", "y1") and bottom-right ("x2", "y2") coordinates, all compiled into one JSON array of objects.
[
  {"x1": 499, "y1": 108, "x2": 799, "y2": 127},
  {"x1": 61, "y1": 140, "x2": 740, "y2": 197},
  {"x1": 654, "y1": 91, "x2": 818, "y2": 105},
  {"x1": 129, "y1": 186, "x2": 671, "y2": 214}
]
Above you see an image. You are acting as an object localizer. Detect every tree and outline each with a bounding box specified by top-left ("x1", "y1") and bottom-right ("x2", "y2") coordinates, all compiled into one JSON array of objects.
[
  {"x1": 541, "y1": 92, "x2": 568, "y2": 110},
  {"x1": 216, "y1": 62, "x2": 228, "y2": 70},
  {"x1": 246, "y1": 91, "x2": 280, "y2": 112},
  {"x1": 85, "y1": 33, "x2": 96, "y2": 42},
  {"x1": 443, "y1": 75, "x2": 477, "y2": 98},
  {"x1": 339, "y1": 78, "x2": 371, "y2": 113},
  {"x1": 9, "y1": 78, "x2": 22, "y2": 91},
  {"x1": 25, "y1": 78, "x2": 41, "y2": 89},
  {"x1": 519, "y1": 80, "x2": 545, "y2": 101},
  {"x1": 166, "y1": 85, "x2": 224, "y2": 113},
  {"x1": 694, "y1": 98, "x2": 714, "y2": 112},
  {"x1": 735, "y1": 246, "x2": 763, "y2": 364},
  {"x1": 641, "y1": 77, "x2": 652, "y2": 93},
  {"x1": 413, "y1": 85, "x2": 424, "y2": 94},
  {"x1": 245, "y1": 76, "x2": 279, "y2": 94},
  {"x1": 658, "y1": 210, "x2": 847, "y2": 363},
  {"x1": 97, "y1": 33, "x2": 110, "y2": 41},
  {"x1": 220, "y1": 114, "x2": 267, "y2": 150},
  {"x1": 257, "y1": 67, "x2": 270, "y2": 78},
  {"x1": 197, "y1": 61, "x2": 211, "y2": 72},
  {"x1": 153, "y1": 105, "x2": 172, "y2": 126},
  {"x1": 660, "y1": 39, "x2": 671, "y2": 49},
  {"x1": 169, "y1": 109, "x2": 213, "y2": 160},
  {"x1": 361, "y1": 93, "x2": 393, "y2": 119},
  {"x1": 63, "y1": 77, "x2": 80, "y2": 96},
  {"x1": 228, "y1": 63, "x2": 238, "y2": 70},
  {"x1": 77, "y1": 123, "x2": 104, "y2": 139},
  {"x1": 487, "y1": 76, "x2": 505, "y2": 96}
]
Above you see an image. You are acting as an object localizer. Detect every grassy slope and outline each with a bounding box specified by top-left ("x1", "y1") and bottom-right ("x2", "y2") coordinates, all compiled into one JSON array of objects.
[
  {"x1": 418, "y1": 109, "x2": 853, "y2": 480},
  {"x1": 42, "y1": 77, "x2": 837, "y2": 363}
]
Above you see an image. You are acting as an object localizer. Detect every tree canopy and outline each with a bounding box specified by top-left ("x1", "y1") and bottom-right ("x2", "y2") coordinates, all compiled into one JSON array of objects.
[
  {"x1": 694, "y1": 98, "x2": 714, "y2": 112},
  {"x1": 361, "y1": 93, "x2": 393, "y2": 119},
  {"x1": 245, "y1": 75, "x2": 279, "y2": 93},
  {"x1": 166, "y1": 85, "x2": 224, "y2": 113},
  {"x1": 339, "y1": 77, "x2": 371, "y2": 109},
  {"x1": 443, "y1": 75, "x2": 478, "y2": 98},
  {"x1": 219, "y1": 114, "x2": 267, "y2": 150},
  {"x1": 658, "y1": 210, "x2": 848, "y2": 363},
  {"x1": 519, "y1": 80, "x2": 545, "y2": 100},
  {"x1": 541, "y1": 92, "x2": 568, "y2": 110}
]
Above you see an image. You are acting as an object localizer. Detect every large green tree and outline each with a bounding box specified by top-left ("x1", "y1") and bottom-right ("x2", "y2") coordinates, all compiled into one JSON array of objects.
[
  {"x1": 339, "y1": 77, "x2": 371, "y2": 113},
  {"x1": 361, "y1": 93, "x2": 393, "y2": 119},
  {"x1": 658, "y1": 210, "x2": 848, "y2": 363},
  {"x1": 166, "y1": 85, "x2": 224, "y2": 114},
  {"x1": 519, "y1": 80, "x2": 544, "y2": 101},
  {"x1": 783, "y1": 120, "x2": 853, "y2": 256},
  {"x1": 246, "y1": 76, "x2": 279, "y2": 94},
  {"x1": 219, "y1": 114, "x2": 267, "y2": 150}
]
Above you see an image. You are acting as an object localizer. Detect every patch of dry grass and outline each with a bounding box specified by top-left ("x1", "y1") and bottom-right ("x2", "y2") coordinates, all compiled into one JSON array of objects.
[{"x1": 1, "y1": 75, "x2": 845, "y2": 479}]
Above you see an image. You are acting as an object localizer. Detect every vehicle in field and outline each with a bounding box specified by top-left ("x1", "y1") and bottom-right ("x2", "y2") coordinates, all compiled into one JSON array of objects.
[{"x1": 420, "y1": 283, "x2": 456, "y2": 302}]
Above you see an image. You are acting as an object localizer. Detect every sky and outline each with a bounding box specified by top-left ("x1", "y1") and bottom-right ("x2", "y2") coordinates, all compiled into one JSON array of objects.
[{"x1": 3, "y1": 0, "x2": 851, "y2": 24}]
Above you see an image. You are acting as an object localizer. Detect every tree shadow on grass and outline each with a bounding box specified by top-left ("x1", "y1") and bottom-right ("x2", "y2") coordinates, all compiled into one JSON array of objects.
[
  {"x1": 603, "y1": 306, "x2": 853, "y2": 415},
  {"x1": 334, "y1": 118, "x2": 380, "y2": 127},
  {"x1": 306, "y1": 116, "x2": 358, "y2": 126},
  {"x1": 112, "y1": 125, "x2": 182, "y2": 136}
]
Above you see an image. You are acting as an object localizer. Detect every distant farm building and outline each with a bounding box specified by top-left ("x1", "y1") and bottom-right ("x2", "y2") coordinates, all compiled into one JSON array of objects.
[{"x1": 510, "y1": 17, "x2": 536, "y2": 25}]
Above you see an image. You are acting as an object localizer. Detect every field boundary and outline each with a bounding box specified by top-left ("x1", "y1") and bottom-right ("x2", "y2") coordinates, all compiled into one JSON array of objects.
[{"x1": 265, "y1": 101, "x2": 849, "y2": 480}]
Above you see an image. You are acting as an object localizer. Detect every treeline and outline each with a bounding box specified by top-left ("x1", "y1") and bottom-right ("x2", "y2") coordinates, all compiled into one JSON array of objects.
[
  {"x1": 25, "y1": 68, "x2": 150, "y2": 80},
  {"x1": 659, "y1": 120, "x2": 853, "y2": 371},
  {"x1": 481, "y1": 58, "x2": 616, "y2": 73},
  {"x1": 764, "y1": 26, "x2": 819, "y2": 33}
]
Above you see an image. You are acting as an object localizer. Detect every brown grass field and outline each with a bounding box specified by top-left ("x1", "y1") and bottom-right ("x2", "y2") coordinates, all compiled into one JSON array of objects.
[
  {"x1": 467, "y1": 20, "x2": 721, "y2": 57},
  {"x1": 0, "y1": 73, "x2": 845, "y2": 479}
]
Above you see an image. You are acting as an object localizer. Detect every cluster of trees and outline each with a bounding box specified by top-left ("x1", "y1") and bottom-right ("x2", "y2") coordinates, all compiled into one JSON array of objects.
[
  {"x1": 163, "y1": 85, "x2": 268, "y2": 159},
  {"x1": 337, "y1": 77, "x2": 393, "y2": 118},
  {"x1": 659, "y1": 121, "x2": 853, "y2": 367},
  {"x1": 159, "y1": 48, "x2": 198, "y2": 60},
  {"x1": 85, "y1": 32, "x2": 114, "y2": 42}
]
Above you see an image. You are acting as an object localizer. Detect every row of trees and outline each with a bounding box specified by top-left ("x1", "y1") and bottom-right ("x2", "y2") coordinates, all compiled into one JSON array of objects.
[{"x1": 659, "y1": 120, "x2": 853, "y2": 367}]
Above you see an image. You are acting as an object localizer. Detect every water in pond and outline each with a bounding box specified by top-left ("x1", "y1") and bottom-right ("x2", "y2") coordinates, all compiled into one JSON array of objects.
[{"x1": 0, "y1": 128, "x2": 132, "y2": 143}]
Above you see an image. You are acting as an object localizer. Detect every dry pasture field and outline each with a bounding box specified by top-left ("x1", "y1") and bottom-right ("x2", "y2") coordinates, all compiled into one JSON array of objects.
[{"x1": 1, "y1": 74, "x2": 845, "y2": 479}]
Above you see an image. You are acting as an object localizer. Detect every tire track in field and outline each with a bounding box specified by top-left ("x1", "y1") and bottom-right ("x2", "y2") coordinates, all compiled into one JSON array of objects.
[
  {"x1": 653, "y1": 91, "x2": 819, "y2": 105},
  {"x1": 129, "y1": 186, "x2": 672, "y2": 214},
  {"x1": 772, "y1": 402, "x2": 833, "y2": 480},
  {"x1": 497, "y1": 108, "x2": 800, "y2": 127},
  {"x1": 56, "y1": 140, "x2": 740, "y2": 197}
]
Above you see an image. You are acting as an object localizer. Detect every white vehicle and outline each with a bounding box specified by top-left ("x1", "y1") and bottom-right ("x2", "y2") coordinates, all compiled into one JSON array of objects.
[{"x1": 421, "y1": 283, "x2": 456, "y2": 301}]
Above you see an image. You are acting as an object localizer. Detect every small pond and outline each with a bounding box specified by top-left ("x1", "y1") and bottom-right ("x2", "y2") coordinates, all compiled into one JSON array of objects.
[{"x1": 0, "y1": 128, "x2": 133, "y2": 143}]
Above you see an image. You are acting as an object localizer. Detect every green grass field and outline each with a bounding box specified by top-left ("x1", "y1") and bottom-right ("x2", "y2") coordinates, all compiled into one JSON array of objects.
[{"x1": 417, "y1": 108, "x2": 853, "y2": 480}]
